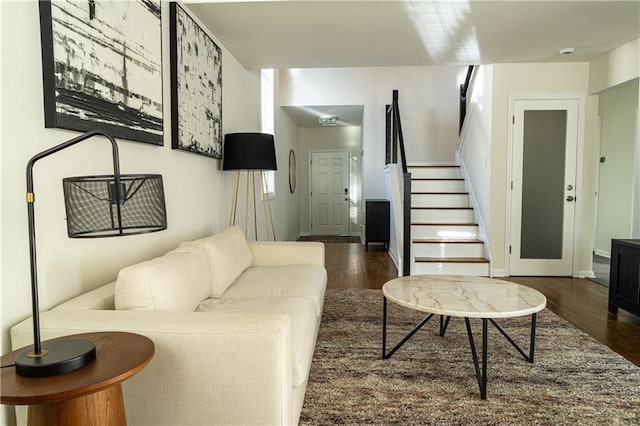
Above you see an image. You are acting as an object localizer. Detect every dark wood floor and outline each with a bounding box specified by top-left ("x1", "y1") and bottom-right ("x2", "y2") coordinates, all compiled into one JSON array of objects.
[{"x1": 324, "y1": 243, "x2": 640, "y2": 366}]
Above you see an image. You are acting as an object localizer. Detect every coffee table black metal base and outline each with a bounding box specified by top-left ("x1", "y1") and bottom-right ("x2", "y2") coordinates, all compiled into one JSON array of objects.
[{"x1": 382, "y1": 297, "x2": 539, "y2": 400}]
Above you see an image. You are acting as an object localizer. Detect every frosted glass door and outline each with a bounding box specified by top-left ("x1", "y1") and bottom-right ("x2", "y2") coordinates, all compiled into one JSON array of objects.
[
  {"x1": 520, "y1": 110, "x2": 566, "y2": 259},
  {"x1": 510, "y1": 99, "x2": 579, "y2": 276}
]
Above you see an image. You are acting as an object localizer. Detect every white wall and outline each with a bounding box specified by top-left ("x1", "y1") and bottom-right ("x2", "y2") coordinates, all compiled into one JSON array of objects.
[
  {"x1": 589, "y1": 38, "x2": 640, "y2": 239},
  {"x1": 457, "y1": 65, "x2": 494, "y2": 242},
  {"x1": 295, "y1": 126, "x2": 362, "y2": 235},
  {"x1": 273, "y1": 93, "x2": 301, "y2": 240},
  {"x1": 280, "y1": 66, "x2": 464, "y2": 202},
  {"x1": 488, "y1": 63, "x2": 594, "y2": 277},
  {"x1": 595, "y1": 79, "x2": 639, "y2": 255},
  {"x1": 589, "y1": 38, "x2": 640, "y2": 94},
  {"x1": 0, "y1": 3, "x2": 260, "y2": 424}
]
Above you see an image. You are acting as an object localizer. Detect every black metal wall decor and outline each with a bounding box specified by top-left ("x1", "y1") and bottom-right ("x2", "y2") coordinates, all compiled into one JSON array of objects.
[
  {"x1": 38, "y1": 1, "x2": 163, "y2": 145},
  {"x1": 169, "y1": 2, "x2": 223, "y2": 159}
]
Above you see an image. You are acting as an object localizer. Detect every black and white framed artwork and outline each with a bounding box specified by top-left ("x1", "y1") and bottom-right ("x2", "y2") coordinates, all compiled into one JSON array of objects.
[
  {"x1": 169, "y1": 2, "x2": 223, "y2": 158},
  {"x1": 39, "y1": 1, "x2": 163, "y2": 145}
]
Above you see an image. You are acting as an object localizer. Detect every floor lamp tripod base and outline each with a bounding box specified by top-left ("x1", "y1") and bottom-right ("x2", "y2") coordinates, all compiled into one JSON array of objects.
[
  {"x1": 15, "y1": 339, "x2": 96, "y2": 378},
  {"x1": 228, "y1": 170, "x2": 276, "y2": 240}
]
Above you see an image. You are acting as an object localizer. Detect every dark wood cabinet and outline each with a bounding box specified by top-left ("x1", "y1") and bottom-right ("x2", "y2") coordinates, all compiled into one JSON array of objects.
[
  {"x1": 365, "y1": 199, "x2": 390, "y2": 251},
  {"x1": 608, "y1": 239, "x2": 640, "y2": 317}
]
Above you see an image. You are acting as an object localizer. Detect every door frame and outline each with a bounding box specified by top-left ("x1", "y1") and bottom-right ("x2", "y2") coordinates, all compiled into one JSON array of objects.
[
  {"x1": 308, "y1": 149, "x2": 351, "y2": 236},
  {"x1": 505, "y1": 94, "x2": 586, "y2": 277}
]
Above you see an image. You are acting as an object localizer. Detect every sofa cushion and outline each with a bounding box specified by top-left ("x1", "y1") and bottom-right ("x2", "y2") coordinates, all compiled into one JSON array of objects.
[
  {"x1": 197, "y1": 296, "x2": 319, "y2": 388},
  {"x1": 222, "y1": 265, "x2": 327, "y2": 317},
  {"x1": 115, "y1": 243, "x2": 211, "y2": 311},
  {"x1": 197, "y1": 226, "x2": 252, "y2": 298}
]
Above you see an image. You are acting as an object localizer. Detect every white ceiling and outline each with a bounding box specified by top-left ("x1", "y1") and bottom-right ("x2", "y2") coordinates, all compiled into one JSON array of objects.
[
  {"x1": 281, "y1": 105, "x2": 364, "y2": 127},
  {"x1": 187, "y1": 0, "x2": 639, "y2": 69},
  {"x1": 185, "y1": 0, "x2": 640, "y2": 127}
]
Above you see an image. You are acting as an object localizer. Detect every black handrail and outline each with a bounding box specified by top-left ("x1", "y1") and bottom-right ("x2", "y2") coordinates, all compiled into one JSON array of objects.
[
  {"x1": 385, "y1": 90, "x2": 411, "y2": 276},
  {"x1": 459, "y1": 65, "x2": 475, "y2": 134}
]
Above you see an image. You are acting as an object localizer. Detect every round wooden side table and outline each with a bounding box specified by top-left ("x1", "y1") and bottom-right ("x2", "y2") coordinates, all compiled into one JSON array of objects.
[{"x1": 1, "y1": 332, "x2": 154, "y2": 426}]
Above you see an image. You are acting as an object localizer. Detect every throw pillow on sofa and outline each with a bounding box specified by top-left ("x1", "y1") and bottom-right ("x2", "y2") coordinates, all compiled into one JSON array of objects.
[
  {"x1": 115, "y1": 243, "x2": 211, "y2": 311},
  {"x1": 194, "y1": 226, "x2": 253, "y2": 298}
]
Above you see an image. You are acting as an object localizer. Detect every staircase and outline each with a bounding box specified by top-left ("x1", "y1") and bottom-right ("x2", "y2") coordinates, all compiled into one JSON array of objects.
[{"x1": 408, "y1": 164, "x2": 490, "y2": 276}]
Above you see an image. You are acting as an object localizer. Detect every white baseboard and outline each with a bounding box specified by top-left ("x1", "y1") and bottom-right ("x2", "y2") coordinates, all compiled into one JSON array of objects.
[
  {"x1": 388, "y1": 249, "x2": 402, "y2": 277},
  {"x1": 491, "y1": 268, "x2": 507, "y2": 277},
  {"x1": 578, "y1": 270, "x2": 596, "y2": 279},
  {"x1": 594, "y1": 249, "x2": 611, "y2": 259}
]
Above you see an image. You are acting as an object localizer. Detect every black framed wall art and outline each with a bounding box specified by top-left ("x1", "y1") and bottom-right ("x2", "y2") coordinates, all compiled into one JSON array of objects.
[
  {"x1": 169, "y1": 2, "x2": 223, "y2": 158},
  {"x1": 39, "y1": 1, "x2": 163, "y2": 145}
]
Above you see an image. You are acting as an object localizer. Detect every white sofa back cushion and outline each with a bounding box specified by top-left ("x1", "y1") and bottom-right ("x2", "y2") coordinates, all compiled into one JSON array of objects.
[
  {"x1": 115, "y1": 243, "x2": 211, "y2": 311},
  {"x1": 197, "y1": 226, "x2": 252, "y2": 298}
]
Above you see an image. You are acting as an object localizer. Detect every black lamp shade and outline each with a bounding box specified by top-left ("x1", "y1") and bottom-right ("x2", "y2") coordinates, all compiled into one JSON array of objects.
[
  {"x1": 63, "y1": 174, "x2": 167, "y2": 237},
  {"x1": 223, "y1": 133, "x2": 277, "y2": 170}
]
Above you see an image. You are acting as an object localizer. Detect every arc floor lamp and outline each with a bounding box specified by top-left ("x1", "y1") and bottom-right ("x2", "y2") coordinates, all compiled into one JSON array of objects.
[
  {"x1": 15, "y1": 130, "x2": 167, "y2": 378},
  {"x1": 223, "y1": 132, "x2": 277, "y2": 240}
]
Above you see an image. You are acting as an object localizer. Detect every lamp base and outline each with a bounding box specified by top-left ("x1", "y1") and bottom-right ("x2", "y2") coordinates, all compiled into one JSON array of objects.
[{"x1": 15, "y1": 339, "x2": 96, "y2": 378}]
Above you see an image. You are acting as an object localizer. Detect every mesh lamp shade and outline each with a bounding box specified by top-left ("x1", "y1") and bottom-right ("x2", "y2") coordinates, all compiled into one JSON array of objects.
[
  {"x1": 63, "y1": 174, "x2": 167, "y2": 237},
  {"x1": 223, "y1": 133, "x2": 277, "y2": 170}
]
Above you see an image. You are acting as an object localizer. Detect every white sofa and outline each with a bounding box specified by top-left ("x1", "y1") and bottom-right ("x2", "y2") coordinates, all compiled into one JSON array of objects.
[{"x1": 11, "y1": 227, "x2": 327, "y2": 425}]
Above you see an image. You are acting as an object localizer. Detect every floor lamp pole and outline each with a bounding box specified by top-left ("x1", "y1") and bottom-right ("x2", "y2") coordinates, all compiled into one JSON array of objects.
[
  {"x1": 251, "y1": 170, "x2": 258, "y2": 240},
  {"x1": 229, "y1": 170, "x2": 240, "y2": 227},
  {"x1": 261, "y1": 170, "x2": 277, "y2": 240},
  {"x1": 244, "y1": 171, "x2": 250, "y2": 236}
]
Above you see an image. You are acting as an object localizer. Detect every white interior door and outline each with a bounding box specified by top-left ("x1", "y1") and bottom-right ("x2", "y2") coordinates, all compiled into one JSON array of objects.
[
  {"x1": 310, "y1": 151, "x2": 350, "y2": 235},
  {"x1": 509, "y1": 99, "x2": 579, "y2": 276}
]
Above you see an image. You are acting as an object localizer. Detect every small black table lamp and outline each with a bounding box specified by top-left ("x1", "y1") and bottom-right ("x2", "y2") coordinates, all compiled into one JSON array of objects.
[
  {"x1": 223, "y1": 133, "x2": 277, "y2": 240},
  {"x1": 15, "y1": 130, "x2": 167, "y2": 378}
]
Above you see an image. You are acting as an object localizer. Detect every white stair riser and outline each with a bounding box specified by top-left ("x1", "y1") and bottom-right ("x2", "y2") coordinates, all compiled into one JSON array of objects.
[
  {"x1": 408, "y1": 167, "x2": 461, "y2": 179},
  {"x1": 408, "y1": 164, "x2": 489, "y2": 277},
  {"x1": 412, "y1": 242, "x2": 485, "y2": 258},
  {"x1": 411, "y1": 209, "x2": 474, "y2": 223},
  {"x1": 412, "y1": 193, "x2": 469, "y2": 208},
  {"x1": 412, "y1": 180, "x2": 465, "y2": 192},
  {"x1": 411, "y1": 261, "x2": 490, "y2": 276},
  {"x1": 412, "y1": 224, "x2": 479, "y2": 239}
]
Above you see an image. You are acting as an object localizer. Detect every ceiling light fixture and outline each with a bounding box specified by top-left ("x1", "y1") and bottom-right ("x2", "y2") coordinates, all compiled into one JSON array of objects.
[
  {"x1": 559, "y1": 47, "x2": 575, "y2": 56},
  {"x1": 319, "y1": 116, "x2": 337, "y2": 126}
]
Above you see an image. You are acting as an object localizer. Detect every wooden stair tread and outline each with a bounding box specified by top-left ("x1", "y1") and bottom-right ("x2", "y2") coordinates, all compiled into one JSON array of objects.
[
  {"x1": 412, "y1": 178, "x2": 464, "y2": 181},
  {"x1": 412, "y1": 207, "x2": 473, "y2": 210},
  {"x1": 412, "y1": 192, "x2": 468, "y2": 195},
  {"x1": 412, "y1": 222, "x2": 478, "y2": 226},
  {"x1": 408, "y1": 165, "x2": 460, "y2": 168},
  {"x1": 413, "y1": 239, "x2": 483, "y2": 244},
  {"x1": 414, "y1": 257, "x2": 490, "y2": 263}
]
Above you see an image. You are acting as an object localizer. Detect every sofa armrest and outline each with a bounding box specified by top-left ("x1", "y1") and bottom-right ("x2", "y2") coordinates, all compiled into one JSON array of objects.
[
  {"x1": 52, "y1": 282, "x2": 116, "y2": 310},
  {"x1": 11, "y1": 309, "x2": 294, "y2": 425},
  {"x1": 249, "y1": 241, "x2": 325, "y2": 267}
]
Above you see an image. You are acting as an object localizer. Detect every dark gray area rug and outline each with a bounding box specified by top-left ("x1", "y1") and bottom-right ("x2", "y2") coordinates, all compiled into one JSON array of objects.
[{"x1": 300, "y1": 289, "x2": 640, "y2": 425}]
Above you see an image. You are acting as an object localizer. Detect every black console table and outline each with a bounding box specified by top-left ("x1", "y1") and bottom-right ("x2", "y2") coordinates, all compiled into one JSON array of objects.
[
  {"x1": 608, "y1": 239, "x2": 640, "y2": 317},
  {"x1": 365, "y1": 199, "x2": 390, "y2": 251}
]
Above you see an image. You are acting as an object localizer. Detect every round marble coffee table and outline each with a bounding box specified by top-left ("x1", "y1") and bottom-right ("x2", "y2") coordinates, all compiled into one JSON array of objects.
[{"x1": 382, "y1": 275, "x2": 547, "y2": 400}]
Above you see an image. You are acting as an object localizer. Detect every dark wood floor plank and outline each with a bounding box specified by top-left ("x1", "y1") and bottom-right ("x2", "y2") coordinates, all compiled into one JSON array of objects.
[
  {"x1": 505, "y1": 276, "x2": 640, "y2": 366},
  {"x1": 323, "y1": 243, "x2": 640, "y2": 366}
]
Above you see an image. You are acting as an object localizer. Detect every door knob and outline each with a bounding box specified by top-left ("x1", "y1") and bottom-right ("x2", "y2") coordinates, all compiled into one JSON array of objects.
[
  {"x1": 566, "y1": 195, "x2": 575, "y2": 202},
  {"x1": 566, "y1": 184, "x2": 573, "y2": 191}
]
